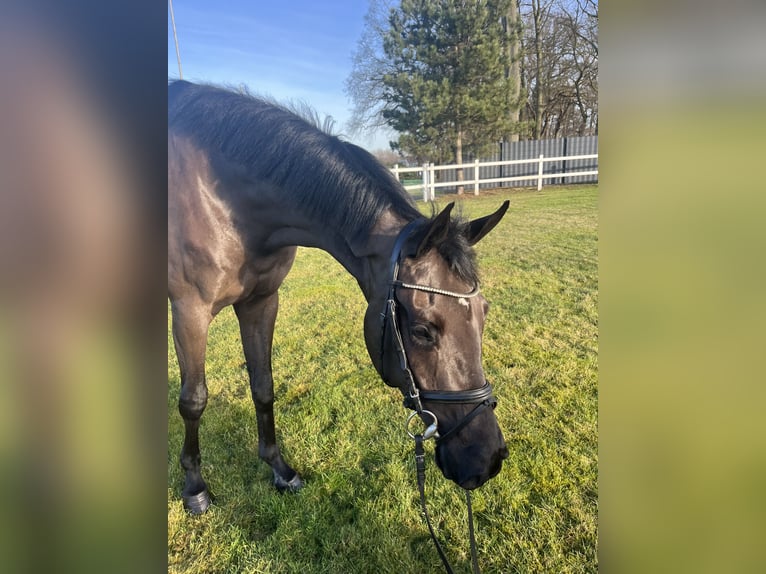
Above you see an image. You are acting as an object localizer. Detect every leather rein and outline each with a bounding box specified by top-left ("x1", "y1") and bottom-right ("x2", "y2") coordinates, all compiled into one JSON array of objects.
[{"x1": 379, "y1": 219, "x2": 497, "y2": 574}]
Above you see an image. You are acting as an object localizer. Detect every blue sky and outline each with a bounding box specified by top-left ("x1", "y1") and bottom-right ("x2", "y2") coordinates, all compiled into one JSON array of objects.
[{"x1": 168, "y1": 0, "x2": 394, "y2": 150}]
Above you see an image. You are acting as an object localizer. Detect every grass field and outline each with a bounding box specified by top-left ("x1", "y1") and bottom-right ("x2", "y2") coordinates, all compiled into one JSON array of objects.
[{"x1": 168, "y1": 185, "x2": 598, "y2": 573}]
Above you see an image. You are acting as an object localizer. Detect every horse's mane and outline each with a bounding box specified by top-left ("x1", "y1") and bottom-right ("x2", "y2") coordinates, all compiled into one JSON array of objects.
[
  {"x1": 168, "y1": 80, "x2": 479, "y2": 283},
  {"x1": 168, "y1": 80, "x2": 422, "y2": 242}
]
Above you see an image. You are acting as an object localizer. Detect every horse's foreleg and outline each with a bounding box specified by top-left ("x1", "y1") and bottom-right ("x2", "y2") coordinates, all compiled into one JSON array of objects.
[
  {"x1": 235, "y1": 294, "x2": 303, "y2": 492},
  {"x1": 171, "y1": 302, "x2": 213, "y2": 513}
]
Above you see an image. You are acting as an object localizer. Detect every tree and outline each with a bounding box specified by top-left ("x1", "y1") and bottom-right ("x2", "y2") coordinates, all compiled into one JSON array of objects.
[
  {"x1": 347, "y1": 0, "x2": 597, "y2": 162},
  {"x1": 345, "y1": 0, "x2": 398, "y2": 136},
  {"x1": 371, "y1": 148, "x2": 405, "y2": 167},
  {"x1": 565, "y1": 0, "x2": 598, "y2": 135},
  {"x1": 526, "y1": 0, "x2": 555, "y2": 139},
  {"x1": 502, "y1": 0, "x2": 524, "y2": 144},
  {"x1": 519, "y1": 0, "x2": 598, "y2": 138},
  {"x1": 380, "y1": 0, "x2": 518, "y2": 191},
  {"x1": 347, "y1": 0, "x2": 522, "y2": 191}
]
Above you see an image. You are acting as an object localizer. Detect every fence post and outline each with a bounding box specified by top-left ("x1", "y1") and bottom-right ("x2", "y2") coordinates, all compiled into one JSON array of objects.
[
  {"x1": 537, "y1": 154, "x2": 544, "y2": 191},
  {"x1": 428, "y1": 163, "x2": 435, "y2": 201},
  {"x1": 393, "y1": 163, "x2": 399, "y2": 182},
  {"x1": 474, "y1": 158, "x2": 480, "y2": 195},
  {"x1": 421, "y1": 163, "x2": 429, "y2": 202},
  {"x1": 420, "y1": 164, "x2": 428, "y2": 201}
]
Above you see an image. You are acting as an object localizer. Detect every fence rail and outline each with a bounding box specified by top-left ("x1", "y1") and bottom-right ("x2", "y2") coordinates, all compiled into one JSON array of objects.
[
  {"x1": 391, "y1": 135, "x2": 598, "y2": 200},
  {"x1": 392, "y1": 153, "x2": 598, "y2": 201}
]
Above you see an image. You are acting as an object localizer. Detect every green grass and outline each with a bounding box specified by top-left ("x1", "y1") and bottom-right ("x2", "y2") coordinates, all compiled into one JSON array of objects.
[{"x1": 168, "y1": 185, "x2": 598, "y2": 573}]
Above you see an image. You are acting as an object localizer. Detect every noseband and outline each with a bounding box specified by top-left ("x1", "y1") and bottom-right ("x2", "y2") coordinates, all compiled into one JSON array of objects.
[{"x1": 380, "y1": 220, "x2": 498, "y2": 443}]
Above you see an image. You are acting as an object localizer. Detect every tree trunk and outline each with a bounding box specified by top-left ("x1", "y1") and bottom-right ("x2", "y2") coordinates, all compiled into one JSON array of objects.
[
  {"x1": 455, "y1": 128, "x2": 464, "y2": 194},
  {"x1": 502, "y1": 0, "x2": 522, "y2": 178},
  {"x1": 505, "y1": 0, "x2": 521, "y2": 144},
  {"x1": 533, "y1": 0, "x2": 544, "y2": 140}
]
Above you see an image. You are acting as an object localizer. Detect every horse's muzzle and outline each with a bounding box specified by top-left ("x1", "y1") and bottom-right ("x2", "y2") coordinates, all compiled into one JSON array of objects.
[{"x1": 436, "y1": 442, "x2": 509, "y2": 490}]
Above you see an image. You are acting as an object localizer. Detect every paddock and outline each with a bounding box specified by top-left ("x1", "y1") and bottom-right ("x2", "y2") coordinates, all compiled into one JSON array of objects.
[{"x1": 168, "y1": 185, "x2": 598, "y2": 573}]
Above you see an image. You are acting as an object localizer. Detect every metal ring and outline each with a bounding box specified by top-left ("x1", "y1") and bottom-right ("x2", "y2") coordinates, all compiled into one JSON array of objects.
[{"x1": 406, "y1": 410, "x2": 439, "y2": 441}]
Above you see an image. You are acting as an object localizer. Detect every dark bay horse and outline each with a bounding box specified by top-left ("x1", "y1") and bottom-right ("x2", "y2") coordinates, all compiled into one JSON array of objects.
[{"x1": 168, "y1": 80, "x2": 510, "y2": 513}]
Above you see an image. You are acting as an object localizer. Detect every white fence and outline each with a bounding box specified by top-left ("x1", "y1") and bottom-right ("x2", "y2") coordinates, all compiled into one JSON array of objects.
[{"x1": 391, "y1": 153, "x2": 599, "y2": 201}]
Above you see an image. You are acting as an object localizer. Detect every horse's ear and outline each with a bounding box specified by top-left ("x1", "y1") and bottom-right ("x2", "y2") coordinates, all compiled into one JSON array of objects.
[
  {"x1": 465, "y1": 200, "x2": 509, "y2": 245},
  {"x1": 416, "y1": 202, "x2": 455, "y2": 257}
]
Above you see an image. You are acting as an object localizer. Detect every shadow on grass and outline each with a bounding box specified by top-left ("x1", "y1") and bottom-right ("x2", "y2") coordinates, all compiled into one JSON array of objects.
[{"x1": 168, "y1": 368, "x2": 486, "y2": 574}]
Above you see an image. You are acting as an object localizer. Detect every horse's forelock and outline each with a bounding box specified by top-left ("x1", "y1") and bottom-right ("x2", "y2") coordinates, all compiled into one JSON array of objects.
[{"x1": 410, "y1": 216, "x2": 479, "y2": 286}]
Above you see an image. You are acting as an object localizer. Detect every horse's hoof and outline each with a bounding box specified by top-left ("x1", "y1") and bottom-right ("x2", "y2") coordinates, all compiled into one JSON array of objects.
[
  {"x1": 273, "y1": 471, "x2": 304, "y2": 493},
  {"x1": 183, "y1": 489, "x2": 212, "y2": 514}
]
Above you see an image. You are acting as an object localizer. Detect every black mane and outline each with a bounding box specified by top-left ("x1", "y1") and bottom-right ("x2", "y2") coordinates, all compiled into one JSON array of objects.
[
  {"x1": 168, "y1": 80, "x2": 422, "y2": 242},
  {"x1": 168, "y1": 80, "x2": 479, "y2": 283}
]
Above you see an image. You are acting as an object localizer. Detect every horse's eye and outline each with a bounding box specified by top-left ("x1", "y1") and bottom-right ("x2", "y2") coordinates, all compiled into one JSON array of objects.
[{"x1": 410, "y1": 324, "x2": 435, "y2": 345}]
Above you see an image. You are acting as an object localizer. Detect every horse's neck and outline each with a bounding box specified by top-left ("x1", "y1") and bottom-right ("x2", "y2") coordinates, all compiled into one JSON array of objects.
[
  {"x1": 349, "y1": 209, "x2": 413, "y2": 302},
  {"x1": 267, "y1": 207, "x2": 411, "y2": 302}
]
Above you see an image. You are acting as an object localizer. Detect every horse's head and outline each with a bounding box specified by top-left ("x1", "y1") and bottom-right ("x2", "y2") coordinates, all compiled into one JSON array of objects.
[{"x1": 364, "y1": 201, "x2": 510, "y2": 490}]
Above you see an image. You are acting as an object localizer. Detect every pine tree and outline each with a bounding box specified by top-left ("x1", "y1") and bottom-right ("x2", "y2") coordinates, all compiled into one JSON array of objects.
[{"x1": 381, "y1": 0, "x2": 517, "y2": 190}]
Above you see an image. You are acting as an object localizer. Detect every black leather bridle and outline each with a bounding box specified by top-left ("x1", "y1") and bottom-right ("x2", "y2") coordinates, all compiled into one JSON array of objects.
[
  {"x1": 379, "y1": 219, "x2": 498, "y2": 442},
  {"x1": 378, "y1": 219, "x2": 499, "y2": 574}
]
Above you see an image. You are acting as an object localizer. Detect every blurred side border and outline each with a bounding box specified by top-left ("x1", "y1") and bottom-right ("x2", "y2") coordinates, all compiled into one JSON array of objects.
[
  {"x1": 0, "y1": 1, "x2": 167, "y2": 573},
  {"x1": 601, "y1": 1, "x2": 766, "y2": 572}
]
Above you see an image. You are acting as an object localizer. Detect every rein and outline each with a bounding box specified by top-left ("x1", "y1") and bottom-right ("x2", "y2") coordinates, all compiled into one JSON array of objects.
[{"x1": 380, "y1": 220, "x2": 497, "y2": 574}]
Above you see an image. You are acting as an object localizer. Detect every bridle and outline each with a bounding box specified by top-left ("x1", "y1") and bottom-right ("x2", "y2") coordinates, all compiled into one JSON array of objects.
[
  {"x1": 379, "y1": 219, "x2": 498, "y2": 440},
  {"x1": 379, "y1": 219, "x2": 498, "y2": 574}
]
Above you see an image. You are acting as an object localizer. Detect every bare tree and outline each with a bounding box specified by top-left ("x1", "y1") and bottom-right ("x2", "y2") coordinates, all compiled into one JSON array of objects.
[
  {"x1": 519, "y1": 0, "x2": 598, "y2": 139},
  {"x1": 371, "y1": 148, "x2": 403, "y2": 167},
  {"x1": 344, "y1": 0, "x2": 397, "y2": 137},
  {"x1": 502, "y1": 0, "x2": 524, "y2": 143},
  {"x1": 571, "y1": 0, "x2": 598, "y2": 134},
  {"x1": 527, "y1": 0, "x2": 556, "y2": 139}
]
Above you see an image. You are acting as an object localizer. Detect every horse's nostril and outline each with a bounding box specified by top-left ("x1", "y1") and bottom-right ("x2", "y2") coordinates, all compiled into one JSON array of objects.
[{"x1": 500, "y1": 446, "x2": 510, "y2": 460}]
